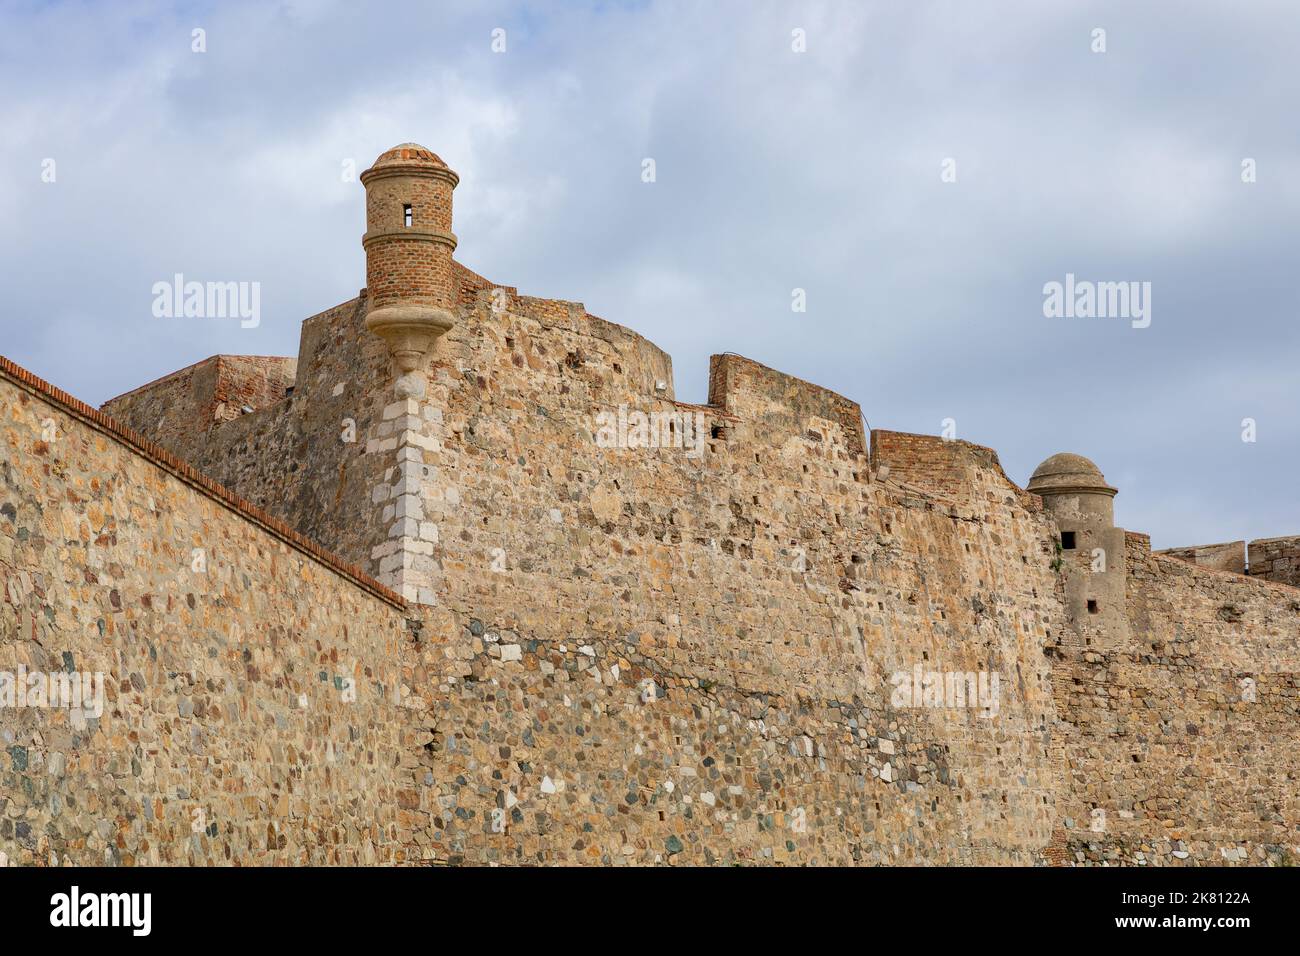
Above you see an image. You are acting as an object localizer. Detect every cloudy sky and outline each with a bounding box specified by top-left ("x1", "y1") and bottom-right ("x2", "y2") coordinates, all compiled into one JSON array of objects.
[{"x1": 2, "y1": 0, "x2": 1297, "y2": 547}]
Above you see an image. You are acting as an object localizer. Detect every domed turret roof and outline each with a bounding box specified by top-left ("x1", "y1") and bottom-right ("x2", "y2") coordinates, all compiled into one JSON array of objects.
[
  {"x1": 361, "y1": 143, "x2": 458, "y2": 185},
  {"x1": 1027, "y1": 452, "x2": 1116, "y2": 496},
  {"x1": 371, "y1": 143, "x2": 450, "y2": 169}
]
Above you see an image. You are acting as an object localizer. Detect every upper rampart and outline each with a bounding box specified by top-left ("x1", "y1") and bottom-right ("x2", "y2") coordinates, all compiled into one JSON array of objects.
[
  {"x1": 102, "y1": 355, "x2": 296, "y2": 464},
  {"x1": 1157, "y1": 536, "x2": 1300, "y2": 588}
]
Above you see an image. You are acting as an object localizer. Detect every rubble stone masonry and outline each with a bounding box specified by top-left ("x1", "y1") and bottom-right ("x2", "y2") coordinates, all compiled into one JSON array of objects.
[
  {"x1": 2, "y1": 145, "x2": 1297, "y2": 866},
  {"x1": 0, "y1": 359, "x2": 412, "y2": 865},
  {"x1": 1157, "y1": 535, "x2": 1300, "y2": 589},
  {"x1": 6, "y1": 287, "x2": 1297, "y2": 864},
  {"x1": 1248, "y1": 536, "x2": 1300, "y2": 588},
  {"x1": 102, "y1": 355, "x2": 296, "y2": 465}
]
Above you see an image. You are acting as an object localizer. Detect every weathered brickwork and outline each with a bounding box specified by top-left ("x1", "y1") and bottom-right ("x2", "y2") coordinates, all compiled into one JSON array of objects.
[
  {"x1": 870, "y1": 430, "x2": 1038, "y2": 511},
  {"x1": 2, "y1": 143, "x2": 1297, "y2": 866}
]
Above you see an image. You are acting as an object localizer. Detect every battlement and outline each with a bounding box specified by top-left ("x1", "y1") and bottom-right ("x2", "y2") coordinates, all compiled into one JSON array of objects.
[
  {"x1": 708, "y1": 353, "x2": 865, "y2": 459},
  {"x1": 1154, "y1": 540, "x2": 1247, "y2": 575},
  {"x1": 868, "y1": 429, "x2": 1035, "y2": 509},
  {"x1": 1246, "y1": 535, "x2": 1300, "y2": 587},
  {"x1": 1124, "y1": 529, "x2": 1152, "y2": 555},
  {"x1": 1156, "y1": 535, "x2": 1300, "y2": 588},
  {"x1": 101, "y1": 354, "x2": 296, "y2": 462}
]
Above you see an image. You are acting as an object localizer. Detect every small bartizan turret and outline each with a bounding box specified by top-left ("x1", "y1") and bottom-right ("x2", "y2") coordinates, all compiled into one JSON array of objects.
[
  {"x1": 1028, "y1": 453, "x2": 1129, "y2": 645},
  {"x1": 360, "y1": 143, "x2": 459, "y2": 393}
]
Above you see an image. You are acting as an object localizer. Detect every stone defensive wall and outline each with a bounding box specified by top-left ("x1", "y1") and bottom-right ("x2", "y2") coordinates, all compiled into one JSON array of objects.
[
  {"x1": 1051, "y1": 536, "x2": 1300, "y2": 865},
  {"x1": 0, "y1": 357, "x2": 414, "y2": 865},
  {"x1": 385, "y1": 288, "x2": 1067, "y2": 863},
  {"x1": 6, "y1": 137, "x2": 1300, "y2": 865},
  {"x1": 1, "y1": 298, "x2": 1074, "y2": 863},
  {"x1": 9, "y1": 265, "x2": 1300, "y2": 865},
  {"x1": 142, "y1": 274, "x2": 1063, "y2": 863},
  {"x1": 1247, "y1": 536, "x2": 1300, "y2": 588},
  {"x1": 859, "y1": 431, "x2": 1300, "y2": 864},
  {"x1": 102, "y1": 355, "x2": 296, "y2": 465},
  {"x1": 4, "y1": 301, "x2": 1299, "y2": 862},
  {"x1": 1157, "y1": 535, "x2": 1300, "y2": 588}
]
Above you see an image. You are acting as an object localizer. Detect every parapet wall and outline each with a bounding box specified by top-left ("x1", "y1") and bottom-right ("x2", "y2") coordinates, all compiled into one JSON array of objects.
[
  {"x1": 1156, "y1": 535, "x2": 1300, "y2": 589},
  {"x1": 1155, "y1": 540, "x2": 1246, "y2": 575},
  {"x1": 0, "y1": 358, "x2": 413, "y2": 865},
  {"x1": 709, "y1": 353, "x2": 864, "y2": 458},
  {"x1": 1248, "y1": 536, "x2": 1300, "y2": 588},
  {"x1": 869, "y1": 429, "x2": 1038, "y2": 512},
  {"x1": 102, "y1": 355, "x2": 296, "y2": 464}
]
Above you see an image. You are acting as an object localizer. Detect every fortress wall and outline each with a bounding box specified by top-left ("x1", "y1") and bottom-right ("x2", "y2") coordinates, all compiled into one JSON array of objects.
[
  {"x1": 1050, "y1": 550, "x2": 1300, "y2": 865},
  {"x1": 0, "y1": 362, "x2": 415, "y2": 866},
  {"x1": 38, "y1": 261, "x2": 1300, "y2": 866},
  {"x1": 187, "y1": 288, "x2": 674, "y2": 599},
  {"x1": 869, "y1": 430, "x2": 1035, "y2": 511},
  {"x1": 102, "y1": 356, "x2": 296, "y2": 463},
  {"x1": 710, "y1": 353, "x2": 864, "y2": 458},
  {"x1": 188, "y1": 298, "x2": 400, "y2": 575},
  {"x1": 389, "y1": 295, "x2": 1067, "y2": 864},
  {"x1": 1248, "y1": 535, "x2": 1300, "y2": 587},
  {"x1": 1125, "y1": 530, "x2": 1151, "y2": 555},
  {"x1": 504, "y1": 292, "x2": 677, "y2": 403},
  {"x1": 1154, "y1": 540, "x2": 1246, "y2": 575},
  {"x1": 118, "y1": 265, "x2": 677, "y2": 594},
  {"x1": 100, "y1": 357, "x2": 222, "y2": 462}
]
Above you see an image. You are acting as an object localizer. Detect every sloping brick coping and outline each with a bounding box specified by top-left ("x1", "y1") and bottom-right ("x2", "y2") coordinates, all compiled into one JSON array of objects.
[{"x1": 0, "y1": 354, "x2": 406, "y2": 610}]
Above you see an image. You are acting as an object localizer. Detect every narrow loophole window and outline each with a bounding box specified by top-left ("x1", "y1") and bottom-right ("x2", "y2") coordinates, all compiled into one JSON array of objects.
[
  {"x1": 403, "y1": 204, "x2": 413, "y2": 227},
  {"x1": 1087, "y1": 599, "x2": 1099, "y2": 614},
  {"x1": 1061, "y1": 531, "x2": 1076, "y2": 550}
]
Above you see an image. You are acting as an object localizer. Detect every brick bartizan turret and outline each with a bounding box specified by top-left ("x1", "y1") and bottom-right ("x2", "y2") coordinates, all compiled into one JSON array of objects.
[
  {"x1": 1027, "y1": 453, "x2": 1129, "y2": 645},
  {"x1": 360, "y1": 143, "x2": 459, "y2": 391}
]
